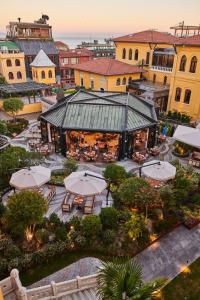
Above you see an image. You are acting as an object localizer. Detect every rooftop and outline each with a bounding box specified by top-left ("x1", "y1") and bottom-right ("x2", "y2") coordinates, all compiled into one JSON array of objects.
[
  {"x1": 59, "y1": 48, "x2": 93, "y2": 58},
  {"x1": 15, "y1": 40, "x2": 58, "y2": 56},
  {"x1": 0, "y1": 82, "x2": 50, "y2": 94},
  {"x1": 30, "y1": 49, "x2": 55, "y2": 67},
  {"x1": 41, "y1": 90, "x2": 157, "y2": 132},
  {"x1": 71, "y1": 58, "x2": 146, "y2": 76},
  {"x1": 0, "y1": 41, "x2": 20, "y2": 52},
  {"x1": 113, "y1": 30, "x2": 179, "y2": 44}
]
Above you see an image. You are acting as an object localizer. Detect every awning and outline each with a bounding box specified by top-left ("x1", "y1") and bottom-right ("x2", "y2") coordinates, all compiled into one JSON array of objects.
[{"x1": 173, "y1": 125, "x2": 200, "y2": 149}]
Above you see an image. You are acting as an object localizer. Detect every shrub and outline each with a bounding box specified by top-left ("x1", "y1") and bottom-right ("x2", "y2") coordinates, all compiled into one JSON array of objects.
[
  {"x1": 74, "y1": 235, "x2": 87, "y2": 247},
  {"x1": 64, "y1": 157, "x2": 78, "y2": 175},
  {"x1": 7, "y1": 258, "x2": 19, "y2": 272},
  {"x1": 100, "y1": 207, "x2": 119, "y2": 229},
  {"x1": 154, "y1": 216, "x2": 179, "y2": 235},
  {"x1": 49, "y1": 213, "x2": 62, "y2": 228},
  {"x1": 0, "y1": 202, "x2": 6, "y2": 218},
  {"x1": 81, "y1": 215, "x2": 102, "y2": 240},
  {"x1": 0, "y1": 238, "x2": 12, "y2": 251},
  {"x1": 103, "y1": 164, "x2": 127, "y2": 187},
  {"x1": 4, "y1": 244, "x2": 21, "y2": 260},
  {"x1": 0, "y1": 259, "x2": 8, "y2": 277},
  {"x1": 55, "y1": 226, "x2": 67, "y2": 241},
  {"x1": 102, "y1": 229, "x2": 116, "y2": 245},
  {"x1": 0, "y1": 121, "x2": 7, "y2": 135},
  {"x1": 69, "y1": 216, "x2": 81, "y2": 231},
  {"x1": 3, "y1": 98, "x2": 24, "y2": 121},
  {"x1": 35, "y1": 229, "x2": 49, "y2": 244}
]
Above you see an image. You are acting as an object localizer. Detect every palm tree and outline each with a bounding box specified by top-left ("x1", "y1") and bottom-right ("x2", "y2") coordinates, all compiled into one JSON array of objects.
[{"x1": 97, "y1": 257, "x2": 165, "y2": 300}]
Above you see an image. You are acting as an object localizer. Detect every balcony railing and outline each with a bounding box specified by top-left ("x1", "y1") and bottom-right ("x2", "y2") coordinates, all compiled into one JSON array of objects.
[{"x1": 151, "y1": 66, "x2": 173, "y2": 72}]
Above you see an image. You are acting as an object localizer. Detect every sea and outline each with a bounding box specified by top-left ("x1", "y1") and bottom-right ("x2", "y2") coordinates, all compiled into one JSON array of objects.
[{"x1": 53, "y1": 36, "x2": 115, "y2": 48}]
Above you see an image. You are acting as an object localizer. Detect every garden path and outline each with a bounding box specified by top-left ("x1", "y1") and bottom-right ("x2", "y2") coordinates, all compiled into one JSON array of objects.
[{"x1": 28, "y1": 224, "x2": 200, "y2": 288}]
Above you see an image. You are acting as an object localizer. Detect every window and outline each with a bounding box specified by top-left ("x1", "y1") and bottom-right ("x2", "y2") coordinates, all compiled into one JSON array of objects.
[
  {"x1": 71, "y1": 58, "x2": 78, "y2": 64},
  {"x1": 153, "y1": 74, "x2": 156, "y2": 83},
  {"x1": 122, "y1": 48, "x2": 126, "y2": 59},
  {"x1": 146, "y1": 52, "x2": 150, "y2": 65},
  {"x1": 41, "y1": 71, "x2": 45, "y2": 79},
  {"x1": 15, "y1": 59, "x2": 20, "y2": 66},
  {"x1": 90, "y1": 80, "x2": 94, "y2": 89},
  {"x1": 8, "y1": 72, "x2": 14, "y2": 80},
  {"x1": 134, "y1": 49, "x2": 139, "y2": 61},
  {"x1": 128, "y1": 77, "x2": 132, "y2": 84},
  {"x1": 17, "y1": 71, "x2": 22, "y2": 79},
  {"x1": 48, "y1": 70, "x2": 53, "y2": 78},
  {"x1": 6, "y1": 59, "x2": 12, "y2": 67},
  {"x1": 81, "y1": 77, "x2": 84, "y2": 86},
  {"x1": 163, "y1": 76, "x2": 167, "y2": 85},
  {"x1": 116, "y1": 78, "x2": 120, "y2": 86},
  {"x1": 122, "y1": 77, "x2": 126, "y2": 85},
  {"x1": 189, "y1": 56, "x2": 197, "y2": 73},
  {"x1": 175, "y1": 87, "x2": 181, "y2": 102},
  {"x1": 184, "y1": 89, "x2": 191, "y2": 104},
  {"x1": 179, "y1": 55, "x2": 187, "y2": 71},
  {"x1": 129, "y1": 49, "x2": 132, "y2": 60}
]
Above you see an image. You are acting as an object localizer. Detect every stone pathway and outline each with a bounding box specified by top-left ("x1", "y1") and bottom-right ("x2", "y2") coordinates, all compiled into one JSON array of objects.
[{"x1": 28, "y1": 224, "x2": 200, "y2": 289}]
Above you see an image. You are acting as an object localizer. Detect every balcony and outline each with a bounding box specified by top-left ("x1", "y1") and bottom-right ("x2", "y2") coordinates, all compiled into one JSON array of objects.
[{"x1": 151, "y1": 65, "x2": 173, "y2": 72}]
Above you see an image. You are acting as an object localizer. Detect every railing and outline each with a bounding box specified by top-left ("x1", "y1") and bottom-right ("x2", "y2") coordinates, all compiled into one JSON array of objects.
[
  {"x1": 0, "y1": 269, "x2": 98, "y2": 300},
  {"x1": 151, "y1": 66, "x2": 173, "y2": 72}
]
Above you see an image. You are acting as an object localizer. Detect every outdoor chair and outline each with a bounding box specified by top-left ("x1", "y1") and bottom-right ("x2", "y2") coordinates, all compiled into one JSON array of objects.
[
  {"x1": 83, "y1": 195, "x2": 95, "y2": 214},
  {"x1": 62, "y1": 193, "x2": 73, "y2": 212}
]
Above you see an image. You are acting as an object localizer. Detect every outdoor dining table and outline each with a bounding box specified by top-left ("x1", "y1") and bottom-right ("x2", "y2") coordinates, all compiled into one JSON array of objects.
[{"x1": 73, "y1": 196, "x2": 84, "y2": 209}]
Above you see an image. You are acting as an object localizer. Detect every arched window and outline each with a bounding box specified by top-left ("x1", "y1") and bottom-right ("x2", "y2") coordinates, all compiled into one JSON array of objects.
[
  {"x1": 8, "y1": 72, "x2": 14, "y2": 80},
  {"x1": 41, "y1": 71, "x2": 46, "y2": 79},
  {"x1": 122, "y1": 48, "x2": 126, "y2": 59},
  {"x1": 134, "y1": 49, "x2": 139, "y2": 61},
  {"x1": 128, "y1": 77, "x2": 132, "y2": 84},
  {"x1": 189, "y1": 56, "x2": 197, "y2": 73},
  {"x1": 179, "y1": 55, "x2": 187, "y2": 71},
  {"x1": 48, "y1": 70, "x2": 53, "y2": 78},
  {"x1": 129, "y1": 49, "x2": 132, "y2": 60},
  {"x1": 116, "y1": 78, "x2": 121, "y2": 86},
  {"x1": 153, "y1": 74, "x2": 156, "y2": 83},
  {"x1": 184, "y1": 89, "x2": 191, "y2": 104},
  {"x1": 15, "y1": 59, "x2": 20, "y2": 66},
  {"x1": 122, "y1": 77, "x2": 126, "y2": 85},
  {"x1": 175, "y1": 87, "x2": 181, "y2": 102},
  {"x1": 17, "y1": 71, "x2": 22, "y2": 79},
  {"x1": 6, "y1": 59, "x2": 12, "y2": 67},
  {"x1": 163, "y1": 76, "x2": 167, "y2": 85}
]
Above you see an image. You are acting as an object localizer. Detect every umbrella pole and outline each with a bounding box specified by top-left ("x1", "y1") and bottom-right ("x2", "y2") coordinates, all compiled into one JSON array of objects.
[{"x1": 106, "y1": 182, "x2": 110, "y2": 206}]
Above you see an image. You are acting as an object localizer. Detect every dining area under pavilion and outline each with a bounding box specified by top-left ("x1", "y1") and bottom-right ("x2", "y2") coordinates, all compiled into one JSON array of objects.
[{"x1": 40, "y1": 90, "x2": 158, "y2": 162}]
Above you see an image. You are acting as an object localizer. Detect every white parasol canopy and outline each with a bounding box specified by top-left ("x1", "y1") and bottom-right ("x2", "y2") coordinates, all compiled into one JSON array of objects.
[
  {"x1": 173, "y1": 125, "x2": 200, "y2": 149},
  {"x1": 64, "y1": 171, "x2": 107, "y2": 196},
  {"x1": 142, "y1": 160, "x2": 176, "y2": 181},
  {"x1": 10, "y1": 166, "x2": 51, "y2": 190}
]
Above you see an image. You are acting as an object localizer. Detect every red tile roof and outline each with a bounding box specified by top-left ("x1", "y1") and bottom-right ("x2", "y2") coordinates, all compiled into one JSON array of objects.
[
  {"x1": 71, "y1": 58, "x2": 146, "y2": 75},
  {"x1": 59, "y1": 48, "x2": 93, "y2": 58},
  {"x1": 177, "y1": 35, "x2": 200, "y2": 46},
  {"x1": 113, "y1": 30, "x2": 179, "y2": 44}
]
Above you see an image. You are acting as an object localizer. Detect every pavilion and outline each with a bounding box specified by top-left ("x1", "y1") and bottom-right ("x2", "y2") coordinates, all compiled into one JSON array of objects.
[{"x1": 40, "y1": 90, "x2": 157, "y2": 160}]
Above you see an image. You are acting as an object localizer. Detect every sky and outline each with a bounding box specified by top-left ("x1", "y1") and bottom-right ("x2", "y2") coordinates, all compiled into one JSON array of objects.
[{"x1": 1, "y1": 0, "x2": 200, "y2": 37}]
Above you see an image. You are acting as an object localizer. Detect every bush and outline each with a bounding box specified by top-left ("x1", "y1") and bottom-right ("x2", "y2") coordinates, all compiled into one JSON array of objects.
[
  {"x1": 81, "y1": 215, "x2": 102, "y2": 241},
  {"x1": 4, "y1": 244, "x2": 21, "y2": 260},
  {"x1": 69, "y1": 216, "x2": 81, "y2": 231},
  {"x1": 0, "y1": 121, "x2": 8, "y2": 135},
  {"x1": 55, "y1": 226, "x2": 67, "y2": 241},
  {"x1": 0, "y1": 202, "x2": 6, "y2": 218},
  {"x1": 0, "y1": 259, "x2": 8, "y2": 277},
  {"x1": 154, "y1": 216, "x2": 179, "y2": 235},
  {"x1": 0, "y1": 238, "x2": 12, "y2": 251},
  {"x1": 49, "y1": 213, "x2": 62, "y2": 228},
  {"x1": 103, "y1": 164, "x2": 127, "y2": 187},
  {"x1": 102, "y1": 229, "x2": 116, "y2": 245},
  {"x1": 64, "y1": 157, "x2": 78, "y2": 175},
  {"x1": 35, "y1": 229, "x2": 49, "y2": 244},
  {"x1": 100, "y1": 207, "x2": 119, "y2": 229}
]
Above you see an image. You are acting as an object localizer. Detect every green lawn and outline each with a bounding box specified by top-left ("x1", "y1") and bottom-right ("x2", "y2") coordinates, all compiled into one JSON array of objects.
[
  {"x1": 20, "y1": 250, "x2": 109, "y2": 287},
  {"x1": 162, "y1": 258, "x2": 200, "y2": 300}
]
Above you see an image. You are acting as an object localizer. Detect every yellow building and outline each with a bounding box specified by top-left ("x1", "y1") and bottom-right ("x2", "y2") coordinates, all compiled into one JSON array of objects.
[
  {"x1": 73, "y1": 58, "x2": 145, "y2": 92},
  {"x1": 0, "y1": 41, "x2": 26, "y2": 83},
  {"x1": 30, "y1": 49, "x2": 56, "y2": 85},
  {"x1": 167, "y1": 38, "x2": 200, "y2": 120}
]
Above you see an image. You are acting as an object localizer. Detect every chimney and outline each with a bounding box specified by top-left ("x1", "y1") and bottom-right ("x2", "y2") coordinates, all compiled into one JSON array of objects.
[{"x1": 18, "y1": 18, "x2": 21, "y2": 23}]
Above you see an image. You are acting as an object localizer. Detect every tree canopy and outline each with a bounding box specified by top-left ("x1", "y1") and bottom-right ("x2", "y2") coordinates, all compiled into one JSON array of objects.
[
  {"x1": 103, "y1": 163, "x2": 127, "y2": 186},
  {"x1": 3, "y1": 98, "x2": 24, "y2": 120}
]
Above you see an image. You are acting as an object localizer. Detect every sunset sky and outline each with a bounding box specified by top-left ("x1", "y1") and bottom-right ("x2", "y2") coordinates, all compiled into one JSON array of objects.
[{"x1": 1, "y1": 0, "x2": 200, "y2": 37}]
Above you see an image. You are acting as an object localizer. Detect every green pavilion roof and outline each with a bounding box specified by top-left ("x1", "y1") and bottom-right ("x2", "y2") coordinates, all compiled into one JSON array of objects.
[
  {"x1": 41, "y1": 90, "x2": 157, "y2": 132},
  {"x1": 0, "y1": 41, "x2": 20, "y2": 51}
]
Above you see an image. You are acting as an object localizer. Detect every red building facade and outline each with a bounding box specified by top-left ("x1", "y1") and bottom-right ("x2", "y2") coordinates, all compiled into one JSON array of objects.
[{"x1": 58, "y1": 49, "x2": 93, "y2": 87}]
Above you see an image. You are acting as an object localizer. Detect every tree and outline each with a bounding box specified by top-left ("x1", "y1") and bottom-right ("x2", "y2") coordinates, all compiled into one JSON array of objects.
[
  {"x1": 6, "y1": 191, "x2": 47, "y2": 241},
  {"x1": 0, "y1": 121, "x2": 7, "y2": 135},
  {"x1": 100, "y1": 207, "x2": 119, "y2": 230},
  {"x1": 3, "y1": 98, "x2": 24, "y2": 121},
  {"x1": 118, "y1": 177, "x2": 149, "y2": 208},
  {"x1": 64, "y1": 157, "x2": 78, "y2": 175},
  {"x1": 97, "y1": 257, "x2": 165, "y2": 300},
  {"x1": 103, "y1": 163, "x2": 127, "y2": 187},
  {"x1": 0, "y1": 75, "x2": 6, "y2": 84},
  {"x1": 125, "y1": 213, "x2": 148, "y2": 243}
]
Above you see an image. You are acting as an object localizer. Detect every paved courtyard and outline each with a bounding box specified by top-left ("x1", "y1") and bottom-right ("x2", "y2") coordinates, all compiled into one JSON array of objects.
[{"x1": 28, "y1": 224, "x2": 200, "y2": 288}]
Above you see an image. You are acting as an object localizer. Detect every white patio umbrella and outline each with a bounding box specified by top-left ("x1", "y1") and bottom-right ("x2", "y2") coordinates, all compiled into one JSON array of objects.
[
  {"x1": 173, "y1": 125, "x2": 200, "y2": 149},
  {"x1": 64, "y1": 171, "x2": 107, "y2": 196},
  {"x1": 10, "y1": 166, "x2": 51, "y2": 190},
  {"x1": 142, "y1": 160, "x2": 176, "y2": 181}
]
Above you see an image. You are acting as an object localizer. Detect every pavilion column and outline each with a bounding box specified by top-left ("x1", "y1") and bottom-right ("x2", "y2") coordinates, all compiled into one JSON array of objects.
[{"x1": 47, "y1": 123, "x2": 52, "y2": 143}]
